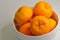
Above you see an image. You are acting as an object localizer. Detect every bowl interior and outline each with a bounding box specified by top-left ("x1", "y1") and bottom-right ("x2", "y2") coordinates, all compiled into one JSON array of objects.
[{"x1": 51, "y1": 11, "x2": 58, "y2": 25}]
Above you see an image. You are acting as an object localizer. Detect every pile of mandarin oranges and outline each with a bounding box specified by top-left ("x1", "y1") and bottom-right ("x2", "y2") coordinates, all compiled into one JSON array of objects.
[{"x1": 14, "y1": 1, "x2": 57, "y2": 36}]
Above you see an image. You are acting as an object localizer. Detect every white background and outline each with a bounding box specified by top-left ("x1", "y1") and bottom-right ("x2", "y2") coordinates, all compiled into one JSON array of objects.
[{"x1": 0, "y1": 0, "x2": 60, "y2": 40}]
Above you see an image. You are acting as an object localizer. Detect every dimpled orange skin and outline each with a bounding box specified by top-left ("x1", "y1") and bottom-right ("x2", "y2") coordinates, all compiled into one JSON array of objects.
[
  {"x1": 48, "y1": 18, "x2": 56, "y2": 31},
  {"x1": 15, "y1": 6, "x2": 33, "y2": 25},
  {"x1": 34, "y1": 1, "x2": 52, "y2": 18},
  {"x1": 30, "y1": 16, "x2": 50, "y2": 35},
  {"x1": 19, "y1": 23, "x2": 32, "y2": 36}
]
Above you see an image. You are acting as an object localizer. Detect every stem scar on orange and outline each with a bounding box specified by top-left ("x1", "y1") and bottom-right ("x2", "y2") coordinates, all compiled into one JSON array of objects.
[{"x1": 30, "y1": 16, "x2": 50, "y2": 35}]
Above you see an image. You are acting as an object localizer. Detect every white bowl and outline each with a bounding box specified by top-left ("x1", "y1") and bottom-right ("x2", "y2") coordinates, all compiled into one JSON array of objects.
[{"x1": 12, "y1": 11, "x2": 59, "y2": 40}]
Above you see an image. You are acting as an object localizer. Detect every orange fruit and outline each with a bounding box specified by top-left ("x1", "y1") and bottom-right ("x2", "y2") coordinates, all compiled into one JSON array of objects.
[
  {"x1": 48, "y1": 18, "x2": 56, "y2": 31},
  {"x1": 34, "y1": 1, "x2": 52, "y2": 18},
  {"x1": 15, "y1": 6, "x2": 33, "y2": 25},
  {"x1": 19, "y1": 23, "x2": 32, "y2": 36},
  {"x1": 30, "y1": 16, "x2": 50, "y2": 35}
]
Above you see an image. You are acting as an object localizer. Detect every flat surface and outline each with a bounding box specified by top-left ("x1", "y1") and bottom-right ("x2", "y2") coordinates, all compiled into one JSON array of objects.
[{"x1": 0, "y1": 0, "x2": 60, "y2": 40}]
